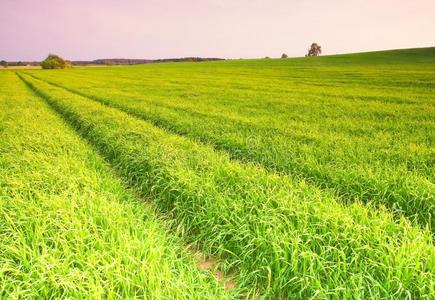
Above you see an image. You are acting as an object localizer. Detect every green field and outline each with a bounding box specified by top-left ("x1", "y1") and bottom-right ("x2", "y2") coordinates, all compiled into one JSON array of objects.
[{"x1": 1, "y1": 48, "x2": 434, "y2": 298}]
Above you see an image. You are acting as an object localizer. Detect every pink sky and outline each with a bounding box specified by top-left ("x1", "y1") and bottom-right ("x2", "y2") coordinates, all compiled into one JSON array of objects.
[{"x1": 1, "y1": 0, "x2": 434, "y2": 60}]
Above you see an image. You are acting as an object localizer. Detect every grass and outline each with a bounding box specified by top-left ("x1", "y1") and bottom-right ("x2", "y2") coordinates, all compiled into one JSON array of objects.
[
  {"x1": 19, "y1": 60, "x2": 434, "y2": 299},
  {"x1": 1, "y1": 47, "x2": 433, "y2": 299},
  {"x1": 0, "y1": 72, "x2": 233, "y2": 299},
  {"x1": 24, "y1": 47, "x2": 435, "y2": 228}
]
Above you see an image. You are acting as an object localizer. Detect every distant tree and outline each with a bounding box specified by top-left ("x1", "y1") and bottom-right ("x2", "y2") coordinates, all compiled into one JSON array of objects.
[
  {"x1": 265, "y1": 56, "x2": 270, "y2": 59},
  {"x1": 281, "y1": 53, "x2": 288, "y2": 59},
  {"x1": 0, "y1": 60, "x2": 7, "y2": 68},
  {"x1": 306, "y1": 43, "x2": 322, "y2": 57},
  {"x1": 41, "y1": 54, "x2": 71, "y2": 69},
  {"x1": 16, "y1": 61, "x2": 25, "y2": 66}
]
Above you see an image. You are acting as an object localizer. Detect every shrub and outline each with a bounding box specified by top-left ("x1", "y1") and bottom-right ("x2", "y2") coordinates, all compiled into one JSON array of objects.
[{"x1": 41, "y1": 54, "x2": 71, "y2": 69}]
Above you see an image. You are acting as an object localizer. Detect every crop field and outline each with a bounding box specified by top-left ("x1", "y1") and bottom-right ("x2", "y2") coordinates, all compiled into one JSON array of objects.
[{"x1": 1, "y1": 48, "x2": 434, "y2": 298}]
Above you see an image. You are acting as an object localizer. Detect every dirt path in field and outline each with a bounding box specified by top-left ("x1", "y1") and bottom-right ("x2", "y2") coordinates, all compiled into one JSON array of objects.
[
  {"x1": 1, "y1": 66, "x2": 41, "y2": 70},
  {"x1": 197, "y1": 257, "x2": 236, "y2": 290},
  {"x1": 188, "y1": 246, "x2": 236, "y2": 290}
]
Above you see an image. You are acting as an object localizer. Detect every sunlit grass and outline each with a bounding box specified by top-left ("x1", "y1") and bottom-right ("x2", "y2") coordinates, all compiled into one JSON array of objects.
[
  {"x1": 19, "y1": 70, "x2": 434, "y2": 299},
  {"x1": 0, "y1": 72, "x2": 232, "y2": 299},
  {"x1": 25, "y1": 48, "x2": 435, "y2": 228}
]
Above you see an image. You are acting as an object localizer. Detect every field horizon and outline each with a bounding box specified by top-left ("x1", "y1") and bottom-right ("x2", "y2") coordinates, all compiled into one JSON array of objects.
[{"x1": 2, "y1": 46, "x2": 434, "y2": 69}]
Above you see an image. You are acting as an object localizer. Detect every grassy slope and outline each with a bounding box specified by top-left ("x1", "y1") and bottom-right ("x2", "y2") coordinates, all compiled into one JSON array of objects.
[
  {"x1": 20, "y1": 72, "x2": 434, "y2": 299},
  {"x1": 0, "y1": 72, "x2": 232, "y2": 299},
  {"x1": 27, "y1": 47, "x2": 435, "y2": 228}
]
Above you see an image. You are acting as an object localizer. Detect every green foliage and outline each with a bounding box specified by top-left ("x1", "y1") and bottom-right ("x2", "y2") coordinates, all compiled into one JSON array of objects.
[
  {"x1": 306, "y1": 43, "x2": 322, "y2": 56},
  {"x1": 0, "y1": 73, "x2": 232, "y2": 299},
  {"x1": 41, "y1": 54, "x2": 71, "y2": 69},
  {"x1": 0, "y1": 60, "x2": 7, "y2": 67},
  {"x1": 19, "y1": 58, "x2": 434, "y2": 298}
]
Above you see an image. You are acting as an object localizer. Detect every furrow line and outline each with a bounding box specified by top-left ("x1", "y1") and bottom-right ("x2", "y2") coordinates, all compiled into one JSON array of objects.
[{"x1": 1, "y1": 72, "x2": 235, "y2": 299}]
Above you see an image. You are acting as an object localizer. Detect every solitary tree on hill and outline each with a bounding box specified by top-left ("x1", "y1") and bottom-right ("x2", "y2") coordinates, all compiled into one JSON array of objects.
[
  {"x1": 281, "y1": 53, "x2": 288, "y2": 58},
  {"x1": 306, "y1": 43, "x2": 322, "y2": 57}
]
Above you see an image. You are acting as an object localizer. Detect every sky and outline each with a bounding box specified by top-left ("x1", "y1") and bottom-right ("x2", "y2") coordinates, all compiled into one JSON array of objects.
[{"x1": 1, "y1": 0, "x2": 435, "y2": 61}]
